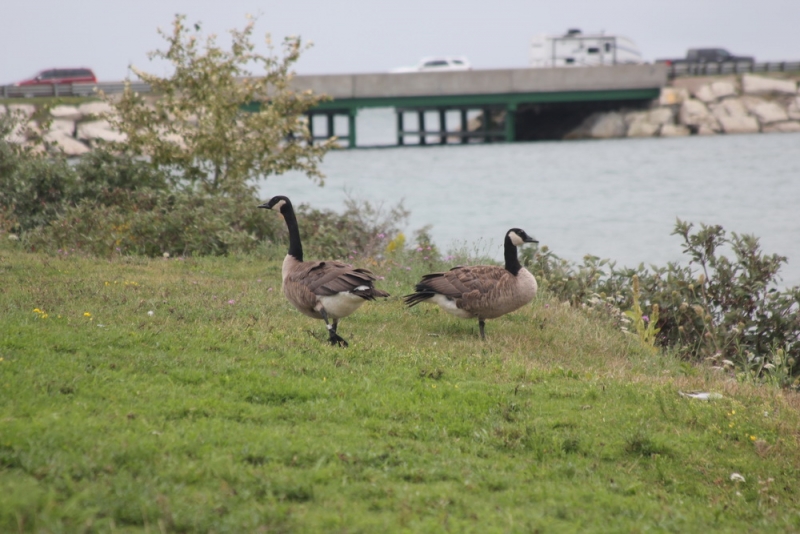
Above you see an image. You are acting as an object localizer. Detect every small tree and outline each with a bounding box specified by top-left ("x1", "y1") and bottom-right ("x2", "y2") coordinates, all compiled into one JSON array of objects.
[{"x1": 104, "y1": 14, "x2": 331, "y2": 195}]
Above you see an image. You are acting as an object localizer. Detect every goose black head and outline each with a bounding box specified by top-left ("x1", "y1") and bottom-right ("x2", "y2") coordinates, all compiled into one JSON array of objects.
[
  {"x1": 506, "y1": 228, "x2": 538, "y2": 247},
  {"x1": 258, "y1": 195, "x2": 292, "y2": 215}
]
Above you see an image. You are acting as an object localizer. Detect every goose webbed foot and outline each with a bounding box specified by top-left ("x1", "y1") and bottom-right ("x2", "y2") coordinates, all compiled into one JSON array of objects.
[
  {"x1": 322, "y1": 311, "x2": 348, "y2": 347},
  {"x1": 479, "y1": 319, "x2": 487, "y2": 340},
  {"x1": 328, "y1": 331, "x2": 349, "y2": 347}
]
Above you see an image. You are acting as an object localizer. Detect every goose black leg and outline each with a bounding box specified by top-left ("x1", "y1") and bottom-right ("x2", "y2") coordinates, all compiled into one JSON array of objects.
[
  {"x1": 479, "y1": 319, "x2": 486, "y2": 340},
  {"x1": 321, "y1": 309, "x2": 348, "y2": 347}
]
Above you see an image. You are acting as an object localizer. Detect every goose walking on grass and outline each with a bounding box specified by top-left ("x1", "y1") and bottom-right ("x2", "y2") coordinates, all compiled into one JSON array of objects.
[
  {"x1": 259, "y1": 195, "x2": 389, "y2": 347},
  {"x1": 403, "y1": 228, "x2": 538, "y2": 340}
]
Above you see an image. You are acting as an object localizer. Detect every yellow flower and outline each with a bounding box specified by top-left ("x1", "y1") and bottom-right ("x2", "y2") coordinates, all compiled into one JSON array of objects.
[
  {"x1": 83, "y1": 312, "x2": 92, "y2": 318},
  {"x1": 41, "y1": 314, "x2": 48, "y2": 319},
  {"x1": 33, "y1": 308, "x2": 42, "y2": 314},
  {"x1": 750, "y1": 435, "x2": 757, "y2": 441},
  {"x1": 731, "y1": 410, "x2": 736, "y2": 415}
]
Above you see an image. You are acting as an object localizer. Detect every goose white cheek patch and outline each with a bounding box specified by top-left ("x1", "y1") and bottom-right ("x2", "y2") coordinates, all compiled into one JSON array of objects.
[
  {"x1": 509, "y1": 231, "x2": 524, "y2": 246},
  {"x1": 271, "y1": 199, "x2": 286, "y2": 211}
]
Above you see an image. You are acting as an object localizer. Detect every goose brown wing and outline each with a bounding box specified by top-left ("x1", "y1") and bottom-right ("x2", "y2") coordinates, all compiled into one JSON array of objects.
[
  {"x1": 419, "y1": 265, "x2": 508, "y2": 297},
  {"x1": 287, "y1": 261, "x2": 381, "y2": 297}
]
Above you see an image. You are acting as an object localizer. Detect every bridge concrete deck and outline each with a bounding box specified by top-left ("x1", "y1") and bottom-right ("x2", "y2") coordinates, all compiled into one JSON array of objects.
[{"x1": 292, "y1": 64, "x2": 667, "y2": 106}]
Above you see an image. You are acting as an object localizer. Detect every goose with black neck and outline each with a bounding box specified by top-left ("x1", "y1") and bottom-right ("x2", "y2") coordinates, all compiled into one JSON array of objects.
[
  {"x1": 404, "y1": 228, "x2": 539, "y2": 340},
  {"x1": 258, "y1": 195, "x2": 390, "y2": 347}
]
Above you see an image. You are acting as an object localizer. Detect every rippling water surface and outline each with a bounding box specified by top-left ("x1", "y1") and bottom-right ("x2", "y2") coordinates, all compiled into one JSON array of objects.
[{"x1": 259, "y1": 111, "x2": 800, "y2": 286}]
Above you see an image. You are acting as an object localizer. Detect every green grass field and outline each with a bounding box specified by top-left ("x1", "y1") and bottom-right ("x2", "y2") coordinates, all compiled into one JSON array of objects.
[{"x1": 1, "y1": 241, "x2": 799, "y2": 532}]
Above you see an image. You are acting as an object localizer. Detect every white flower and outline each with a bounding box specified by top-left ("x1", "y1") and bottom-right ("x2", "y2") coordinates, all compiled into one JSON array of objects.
[
  {"x1": 730, "y1": 473, "x2": 746, "y2": 483},
  {"x1": 147, "y1": 310, "x2": 154, "y2": 317}
]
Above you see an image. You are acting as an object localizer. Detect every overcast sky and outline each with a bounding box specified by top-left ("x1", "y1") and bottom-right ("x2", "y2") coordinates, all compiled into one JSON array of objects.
[{"x1": 2, "y1": 0, "x2": 798, "y2": 84}]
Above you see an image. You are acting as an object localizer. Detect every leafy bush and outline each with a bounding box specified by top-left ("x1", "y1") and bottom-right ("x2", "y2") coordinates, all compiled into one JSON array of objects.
[{"x1": 528, "y1": 220, "x2": 800, "y2": 387}]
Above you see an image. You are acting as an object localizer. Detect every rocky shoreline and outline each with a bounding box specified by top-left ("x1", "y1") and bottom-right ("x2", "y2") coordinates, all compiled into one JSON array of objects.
[
  {"x1": 2, "y1": 73, "x2": 799, "y2": 155},
  {"x1": 567, "y1": 73, "x2": 800, "y2": 139}
]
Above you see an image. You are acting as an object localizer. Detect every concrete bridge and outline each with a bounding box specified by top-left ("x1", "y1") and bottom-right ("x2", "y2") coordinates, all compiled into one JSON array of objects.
[{"x1": 291, "y1": 64, "x2": 668, "y2": 147}]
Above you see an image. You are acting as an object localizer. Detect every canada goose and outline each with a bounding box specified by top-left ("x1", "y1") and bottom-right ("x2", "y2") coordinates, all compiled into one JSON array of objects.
[
  {"x1": 403, "y1": 228, "x2": 538, "y2": 339},
  {"x1": 258, "y1": 195, "x2": 389, "y2": 347}
]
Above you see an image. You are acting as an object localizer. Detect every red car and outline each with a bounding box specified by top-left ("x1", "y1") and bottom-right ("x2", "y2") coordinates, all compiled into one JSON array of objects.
[{"x1": 16, "y1": 68, "x2": 97, "y2": 86}]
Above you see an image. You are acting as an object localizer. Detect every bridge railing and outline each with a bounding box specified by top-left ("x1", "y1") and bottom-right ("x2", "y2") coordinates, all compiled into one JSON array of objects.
[
  {"x1": 0, "y1": 81, "x2": 152, "y2": 99},
  {"x1": 665, "y1": 61, "x2": 800, "y2": 78}
]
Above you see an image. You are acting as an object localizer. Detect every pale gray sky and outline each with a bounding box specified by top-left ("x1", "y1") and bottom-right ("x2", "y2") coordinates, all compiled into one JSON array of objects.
[{"x1": 2, "y1": 0, "x2": 798, "y2": 84}]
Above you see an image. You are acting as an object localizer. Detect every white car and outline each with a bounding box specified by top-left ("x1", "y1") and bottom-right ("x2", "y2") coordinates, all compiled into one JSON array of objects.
[{"x1": 391, "y1": 56, "x2": 472, "y2": 73}]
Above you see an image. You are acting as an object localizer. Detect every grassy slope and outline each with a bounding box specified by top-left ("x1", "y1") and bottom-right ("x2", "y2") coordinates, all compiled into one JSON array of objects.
[{"x1": 1, "y1": 242, "x2": 799, "y2": 533}]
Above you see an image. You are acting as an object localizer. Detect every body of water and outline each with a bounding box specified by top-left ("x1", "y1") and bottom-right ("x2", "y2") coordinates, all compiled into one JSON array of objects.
[{"x1": 259, "y1": 110, "x2": 800, "y2": 286}]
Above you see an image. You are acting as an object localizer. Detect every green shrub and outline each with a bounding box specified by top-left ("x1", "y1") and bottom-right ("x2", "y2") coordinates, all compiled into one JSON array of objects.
[{"x1": 529, "y1": 220, "x2": 800, "y2": 387}]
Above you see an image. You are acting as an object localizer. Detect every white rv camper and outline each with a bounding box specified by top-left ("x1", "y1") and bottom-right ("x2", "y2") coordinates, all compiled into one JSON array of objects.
[{"x1": 530, "y1": 29, "x2": 643, "y2": 68}]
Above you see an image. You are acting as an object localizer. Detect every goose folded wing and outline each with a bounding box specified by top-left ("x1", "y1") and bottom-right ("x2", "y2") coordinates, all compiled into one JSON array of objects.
[
  {"x1": 290, "y1": 261, "x2": 378, "y2": 296},
  {"x1": 419, "y1": 265, "x2": 507, "y2": 297}
]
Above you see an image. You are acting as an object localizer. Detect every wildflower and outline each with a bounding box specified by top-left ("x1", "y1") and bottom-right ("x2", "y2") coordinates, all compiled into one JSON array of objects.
[
  {"x1": 33, "y1": 308, "x2": 42, "y2": 314},
  {"x1": 163, "y1": 252, "x2": 170, "y2": 259},
  {"x1": 7, "y1": 234, "x2": 19, "y2": 241},
  {"x1": 228, "y1": 299, "x2": 236, "y2": 305},
  {"x1": 377, "y1": 233, "x2": 385, "y2": 239},
  {"x1": 642, "y1": 315, "x2": 649, "y2": 323},
  {"x1": 750, "y1": 435, "x2": 756, "y2": 441},
  {"x1": 416, "y1": 247, "x2": 423, "y2": 252},
  {"x1": 84, "y1": 312, "x2": 92, "y2": 318},
  {"x1": 268, "y1": 287, "x2": 274, "y2": 292},
  {"x1": 147, "y1": 310, "x2": 154, "y2": 317},
  {"x1": 41, "y1": 314, "x2": 48, "y2": 319}
]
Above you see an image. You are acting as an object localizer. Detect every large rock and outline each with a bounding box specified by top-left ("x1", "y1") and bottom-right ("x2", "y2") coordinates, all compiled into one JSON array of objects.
[
  {"x1": 78, "y1": 101, "x2": 113, "y2": 116},
  {"x1": 627, "y1": 120, "x2": 660, "y2": 137},
  {"x1": 762, "y1": 121, "x2": 800, "y2": 133},
  {"x1": 44, "y1": 131, "x2": 90, "y2": 156},
  {"x1": 625, "y1": 107, "x2": 674, "y2": 137},
  {"x1": 742, "y1": 96, "x2": 789, "y2": 124},
  {"x1": 7, "y1": 103, "x2": 35, "y2": 118},
  {"x1": 679, "y1": 99, "x2": 720, "y2": 132},
  {"x1": 648, "y1": 107, "x2": 675, "y2": 125},
  {"x1": 50, "y1": 105, "x2": 82, "y2": 119},
  {"x1": 711, "y1": 81, "x2": 737, "y2": 99},
  {"x1": 788, "y1": 97, "x2": 800, "y2": 120},
  {"x1": 659, "y1": 87, "x2": 689, "y2": 106},
  {"x1": 660, "y1": 124, "x2": 691, "y2": 137},
  {"x1": 77, "y1": 119, "x2": 127, "y2": 143},
  {"x1": 589, "y1": 112, "x2": 627, "y2": 138},
  {"x1": 692, "y1": 84, "x2": 716, "y2": 103},
  {"x1": 717, "y1": 115, "x2": 760, "y2": 134},
  {"x1": 710, "y1": 98, "x2": 750, "y2": 122},
  {"x1": 742, "y1": 74, "x2": 797, "y2": 95},
  {"x1": 49, "y1": 119, "x2": 75, "y2": 135}
]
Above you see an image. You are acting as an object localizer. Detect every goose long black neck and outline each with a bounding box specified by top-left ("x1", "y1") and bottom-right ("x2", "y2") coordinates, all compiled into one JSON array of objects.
[
  {"x1": 281, "y1": 202, "x2": 304, "y2": 262},
  {"x1": 503, "y1": 234, "x2": 523, "y2": 275}
]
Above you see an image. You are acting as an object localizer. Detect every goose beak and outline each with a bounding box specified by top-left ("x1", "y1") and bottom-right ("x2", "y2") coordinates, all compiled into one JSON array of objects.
[
  {"x1": 257, "y1": 202, "x2": 270, "y2": 209},
  {"x1": 525, "y1": 236, "x2": 539, "y2": 244}
]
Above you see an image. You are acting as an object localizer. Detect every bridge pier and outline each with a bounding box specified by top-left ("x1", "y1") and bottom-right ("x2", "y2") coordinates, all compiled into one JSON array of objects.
[
  {"x1": 306, "y1": 108, "x2": 357, "y2": 148},
  {"x1": 395, "y1": 105, "x2": 510, "y2": 146}
]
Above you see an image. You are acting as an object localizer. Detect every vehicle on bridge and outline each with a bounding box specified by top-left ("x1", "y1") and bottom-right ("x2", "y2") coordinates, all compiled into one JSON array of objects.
[
  {"x1": 530, "y1": 29, "x2": 643, "y2": 68},
  {"x1": 16, "y1": 68, "x2": 97, "y2": 86},
  {"x1": 656, "y1": 48, "x2": 755, "y2": 66},
  {"x1": 391, "y1": 56, "x2": 472, "y2": 73}
]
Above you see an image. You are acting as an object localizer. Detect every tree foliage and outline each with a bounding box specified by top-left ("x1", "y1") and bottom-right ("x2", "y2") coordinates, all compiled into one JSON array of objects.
[{"x1": 103, "y1": 14, "x2": 332, "y2": 194}]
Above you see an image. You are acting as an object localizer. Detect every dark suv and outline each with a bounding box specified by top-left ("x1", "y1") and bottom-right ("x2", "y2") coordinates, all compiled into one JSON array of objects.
[
  {"x1": 685, "y1": 48, "x2": 754, "y2": 64},
  {"x1": 16, "y1": 68, "x2": 97, "y2": 86}
]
